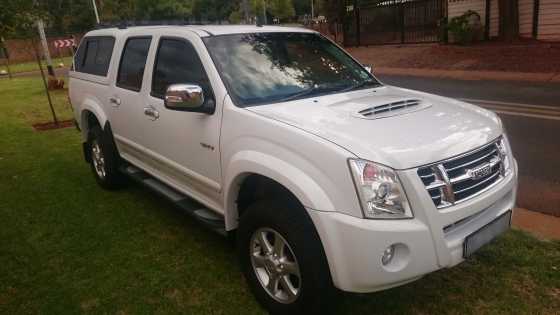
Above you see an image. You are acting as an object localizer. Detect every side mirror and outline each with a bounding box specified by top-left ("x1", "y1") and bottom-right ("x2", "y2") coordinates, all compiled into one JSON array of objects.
[
  {"x1": 363, "y1": 64, "x2": 373, "y2": 73},
  {"x1": 164, "y1": 83, "x2": 214, "y2": 114}
]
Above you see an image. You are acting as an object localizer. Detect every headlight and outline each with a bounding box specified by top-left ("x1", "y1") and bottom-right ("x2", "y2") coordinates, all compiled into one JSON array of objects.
[
  {"x1": 348, "y1": 159, "x2": 413, "y2": 219},
  {"x1": 497, "y1": 135, "x2": 512, "y2": 174}
]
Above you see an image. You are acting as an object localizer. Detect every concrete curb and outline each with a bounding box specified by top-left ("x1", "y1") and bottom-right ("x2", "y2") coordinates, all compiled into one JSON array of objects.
[
  {"x1": 375, "y1": 67, "x2": 560, "y2": 83},
  {"x1": 512, "y1": 208, "x2": 560, "y2": 240}
]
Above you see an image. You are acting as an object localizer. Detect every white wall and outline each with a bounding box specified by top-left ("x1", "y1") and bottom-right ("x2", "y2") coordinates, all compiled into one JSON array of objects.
[
  {"x1": 518, "y1": 0, "x2": 535, "y2": 38},
  {"x1": 448, "y1": 0, "x2": 487, "y2": 21},
  {"x1": 538, "y1": 0, "x2": 560, "y2": 41},
  {"x1": 487, "y1": 0, "x2": 560, "y2": 41}
]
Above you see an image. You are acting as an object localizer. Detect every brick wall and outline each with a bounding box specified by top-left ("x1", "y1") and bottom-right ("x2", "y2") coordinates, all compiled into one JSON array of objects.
[{"x1": 2, "y1": 35, "x2": 82, "y2": 63}]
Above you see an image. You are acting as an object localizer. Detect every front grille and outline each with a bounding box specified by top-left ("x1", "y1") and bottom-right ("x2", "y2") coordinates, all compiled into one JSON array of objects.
[{"x1": 417, "y1": 138, "x2": 506, "y2": 208}]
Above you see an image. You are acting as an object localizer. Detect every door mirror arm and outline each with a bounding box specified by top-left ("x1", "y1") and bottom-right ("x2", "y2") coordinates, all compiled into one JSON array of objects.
[{"x1": 199, "y1": 98, "x2": 216, "y2": 114}]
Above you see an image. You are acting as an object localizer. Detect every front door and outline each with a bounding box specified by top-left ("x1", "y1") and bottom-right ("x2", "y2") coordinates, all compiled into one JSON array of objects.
[{"x1": 140, "y1": 35, "x2": 223, "y2": 209}]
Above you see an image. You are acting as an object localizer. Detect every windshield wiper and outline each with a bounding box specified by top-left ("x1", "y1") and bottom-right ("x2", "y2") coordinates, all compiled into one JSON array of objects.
[
  {"x1": 340, "y1": 80, "x2": 382, "y2": 93},
  {"x1": 276, "y1": 80, "x2": 380, "y2": 103},
  {"x1": 277, "y1": 85, "x2": 340, "y2": 102}
]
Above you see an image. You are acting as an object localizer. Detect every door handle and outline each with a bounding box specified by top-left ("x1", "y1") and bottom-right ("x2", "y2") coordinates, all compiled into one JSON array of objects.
[
  {"x1": 143, "y1": 106, "x2": 160, "y2": 121},
  {"x1": 109, "y1": 97, "x2": 121, "y2": 107}
]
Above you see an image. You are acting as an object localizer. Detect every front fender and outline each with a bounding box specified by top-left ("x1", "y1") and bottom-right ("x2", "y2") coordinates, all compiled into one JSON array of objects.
[{"x1": 224, "y1": 150, "x2": 335, "y2": 231}]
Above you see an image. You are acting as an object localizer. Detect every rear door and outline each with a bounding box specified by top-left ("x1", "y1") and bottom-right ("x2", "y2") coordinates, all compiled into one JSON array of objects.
[{"x1": 109, "y1": 36, "x2": 153, "y2": 163}]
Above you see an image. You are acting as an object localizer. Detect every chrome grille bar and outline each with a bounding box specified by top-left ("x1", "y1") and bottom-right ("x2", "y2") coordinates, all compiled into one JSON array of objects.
[
  {"x1": 454, "y1": 171, "x2": 500, "y2": 195},
  {"x1": 417, "y1": 138, "x2": 506, "y2": 209},
  {"x1": 446, "y1": 148, "x2": 498, "y2": 172}
]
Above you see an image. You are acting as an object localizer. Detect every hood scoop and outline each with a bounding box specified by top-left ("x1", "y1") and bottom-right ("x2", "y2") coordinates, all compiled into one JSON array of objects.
[{"x1": 354, "y1": 99, "x2": 431, "y2": 119}]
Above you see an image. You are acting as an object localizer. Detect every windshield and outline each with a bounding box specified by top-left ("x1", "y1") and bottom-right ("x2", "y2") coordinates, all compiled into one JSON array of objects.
[{"x1": 203, "y1": 32, "x2": 380, "y2": 107}]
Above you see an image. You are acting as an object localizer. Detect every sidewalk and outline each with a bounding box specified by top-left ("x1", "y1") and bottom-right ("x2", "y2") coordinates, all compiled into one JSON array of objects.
[
  {"x1": 0, "y1": 67, "x2": 69, "y2": 79},
  {"x1": 513, "y1": 208, "x2": 560, "y2": 240},
  {"x1": 374, "y1": 67, "x2": 560, "y2": 83},
  {"x1": 348, "y1": 41, "x2": 560, "y2": 83}
]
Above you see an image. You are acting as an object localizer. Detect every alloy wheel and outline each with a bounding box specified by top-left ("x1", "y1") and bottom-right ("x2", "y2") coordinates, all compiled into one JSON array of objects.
[
  {"x1": 91, "y1": 140, "x2": 106, "y2": 179},
  {"x1": 250, "y1": 227, "x2": 302, "y2": 304}
]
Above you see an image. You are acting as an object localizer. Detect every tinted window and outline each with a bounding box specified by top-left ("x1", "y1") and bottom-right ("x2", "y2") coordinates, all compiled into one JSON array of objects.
[
  {"x1": 203, "y1": 33, "x2": 378, "y2": 107},
  {"x1": 82, "y1": 41, "x2": 98, "y2": 68},
  {"x1": 151, "y1": 39, "x2": 212, "y2": 99},
  {"x1": 74, "y1": 36, "x2": 115, "y2": 76},
  {"x1": 117, "y1": 37, "x2": 151, "y2": 91}
]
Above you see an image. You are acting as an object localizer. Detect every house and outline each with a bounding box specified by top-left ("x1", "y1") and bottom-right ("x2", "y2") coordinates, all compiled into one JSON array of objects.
[
  {"x1": 448, "y1": 0, "x2": 560, "y2": 41},
  {"x1": 339, "y1": 0, "x2": 559, "y2": 46}
]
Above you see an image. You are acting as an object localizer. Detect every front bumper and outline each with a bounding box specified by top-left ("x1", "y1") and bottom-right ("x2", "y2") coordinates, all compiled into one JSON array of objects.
[{"x1": 307, "y1": 160, "x2": 517, "y2": 293}]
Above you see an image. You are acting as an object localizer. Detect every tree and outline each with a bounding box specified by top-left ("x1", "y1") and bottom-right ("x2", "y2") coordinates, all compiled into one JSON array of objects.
[
  {"x1": 64, "y1": 0, "x2": 97, "y2": 34},
  {"x1": 229, "y1": 10, "x2": 243, "y2": 23},
  {"x1": 43, "y1": 0, "x2": 96, "y2": 35},
  {"x1": 293, "y1": 0, "x2": 310, "y2": 17},
  {"x1": 0, "y1": 0, "x2": 49, "y2": 38},
  {"x1": 269, "y1": 0, "x2": 295, "y2": 21},
  {"x1": 99, "y1": 0, "x2": 137, "y2": 22},
  {"x1": 253, "y1": 0, "x2": 265, "y2": 21},
  {"x1": 192, "y1": 0, "x2": 234, "y2": 22},
  {"x1": 135, "y1": 0, "x2": 193, "y2": 20}
]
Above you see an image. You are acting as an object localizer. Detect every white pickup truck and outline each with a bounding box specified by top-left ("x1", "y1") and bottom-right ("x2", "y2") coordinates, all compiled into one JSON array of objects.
[{"x1": 69, "y1": 24, "x2": 518, "y2": 314}]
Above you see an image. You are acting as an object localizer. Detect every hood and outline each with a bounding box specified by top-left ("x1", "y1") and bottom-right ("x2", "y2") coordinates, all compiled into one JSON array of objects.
[{"x1": 247, "y1": 86, "x2": 503, "y2": 169}]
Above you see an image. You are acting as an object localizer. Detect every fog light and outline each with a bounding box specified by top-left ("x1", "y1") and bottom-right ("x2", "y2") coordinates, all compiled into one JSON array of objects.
[{"x1": 381, "y1": 245, "x2": 396, "y2": 265}]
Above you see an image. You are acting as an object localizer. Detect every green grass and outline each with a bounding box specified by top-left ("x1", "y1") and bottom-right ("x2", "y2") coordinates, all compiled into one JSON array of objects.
[
  {"x1": 1, "y1": 56, "x2": 73, "y2": 74},
  {"x1": 0, "y1": 76, "x2": 559, "y2": 314}
]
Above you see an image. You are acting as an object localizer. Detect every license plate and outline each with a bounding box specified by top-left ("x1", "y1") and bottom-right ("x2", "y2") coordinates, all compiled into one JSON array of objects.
[{"x1": 463, "y1": 210, "x2": 511, "y2": 258}]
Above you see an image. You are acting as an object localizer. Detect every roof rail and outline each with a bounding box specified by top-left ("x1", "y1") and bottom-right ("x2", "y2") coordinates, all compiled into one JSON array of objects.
[{"x1": 94, "y1": 20, "x2": 209, "y2": 30}]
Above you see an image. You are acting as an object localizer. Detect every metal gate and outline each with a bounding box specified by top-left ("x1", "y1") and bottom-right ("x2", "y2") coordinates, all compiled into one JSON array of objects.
[{"x1": 344, "y1": 0, "x2": 446, "y2": 46}]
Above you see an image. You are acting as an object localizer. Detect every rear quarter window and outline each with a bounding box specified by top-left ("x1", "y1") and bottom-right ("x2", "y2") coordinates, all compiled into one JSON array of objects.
[{"x1": 74, "y1": 36, "x2": 115, "y2": 76}]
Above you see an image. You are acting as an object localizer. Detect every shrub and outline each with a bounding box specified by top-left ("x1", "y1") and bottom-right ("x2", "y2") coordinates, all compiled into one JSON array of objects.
[{"x1": 447, "y1": 10, "x2": 483, "y2": 45}]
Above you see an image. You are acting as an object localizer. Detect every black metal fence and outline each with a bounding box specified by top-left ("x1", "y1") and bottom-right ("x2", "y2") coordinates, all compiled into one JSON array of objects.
[{"x1": 344, "y1": 0, "x2": 446, "y2": 46}]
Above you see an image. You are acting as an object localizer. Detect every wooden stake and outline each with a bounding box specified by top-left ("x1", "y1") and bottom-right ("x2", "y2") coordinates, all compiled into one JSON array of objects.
[
  {"x1": 0, "y1": 37, "x2": 11, "y2": 79},
  {"x1": 5, "y1": 57, "x2": 12, "y2": 79},
  {"x1": 32, "y1": 38, "x2": 58, "y2": 125}
]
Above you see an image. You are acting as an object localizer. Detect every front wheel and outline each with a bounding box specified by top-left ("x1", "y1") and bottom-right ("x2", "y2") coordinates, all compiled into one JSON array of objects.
[
  {"x1": 250, "y1": 227, "x2": 302, "y2": 304},
  {"x1": 237, "y1": 200, "x2": 335, "y2": 314}
]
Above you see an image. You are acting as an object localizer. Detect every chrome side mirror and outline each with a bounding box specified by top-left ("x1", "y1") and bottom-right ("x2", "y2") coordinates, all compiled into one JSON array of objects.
[
  {"x1": 164, "y1": 84, "x2": 205, "y2": 110},
  {"x1": 363, "y1": 64, "x2": 373, "y2": 73}
]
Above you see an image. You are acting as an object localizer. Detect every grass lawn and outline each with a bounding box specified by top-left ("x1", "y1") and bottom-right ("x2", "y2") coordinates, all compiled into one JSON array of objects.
[
  {"x1": 1, "y1": 56, "x2": 73, "y2": 74},
  {"x1": 0, "y1": 76, "x2": 559, "y2": 314}
]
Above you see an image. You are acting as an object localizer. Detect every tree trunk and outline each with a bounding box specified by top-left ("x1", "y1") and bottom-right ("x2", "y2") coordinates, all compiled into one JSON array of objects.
[{"x1": 498, "y1": 0, "x2": 519, "y2": 41}]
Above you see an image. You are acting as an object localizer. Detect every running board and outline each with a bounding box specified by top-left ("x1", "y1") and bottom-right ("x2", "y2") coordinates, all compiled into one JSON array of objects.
[{"x1": 120, "y1": 164, "x2": 226, "y2": 236}]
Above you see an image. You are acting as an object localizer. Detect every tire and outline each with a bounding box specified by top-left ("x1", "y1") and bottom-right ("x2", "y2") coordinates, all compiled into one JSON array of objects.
[
  {"x1": 237, "y1": 199, "x2": 336, "y2": 314},
  {"x1": 87, "y1": 125, "x2": 124, "y2": 189}
]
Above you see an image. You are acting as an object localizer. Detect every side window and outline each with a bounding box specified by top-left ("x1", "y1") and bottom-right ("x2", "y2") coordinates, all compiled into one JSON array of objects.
[
  {"x1": 82, "y1": 40, "x2": 98, "y2": 69},
  {"x1": 74, "y1": 36, "x2": 115, "y2": 76},
  {"x1": 117, "y1": 37, "x2": 152, "y2": 92},
  {"x1": 151, "y1": 38, "x2": 212, "y2": 99}
]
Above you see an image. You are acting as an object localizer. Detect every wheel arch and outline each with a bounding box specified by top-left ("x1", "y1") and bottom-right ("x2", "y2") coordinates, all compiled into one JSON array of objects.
[
  {"x1": 80, "y1": 107, "x2": 117, "y2": 164},
  {"x1": 79, "y1": 98, "x2": 108, "y2": 142},
  {"x1": 223, "y1": 151, "x2": 336, "y2": 231}
]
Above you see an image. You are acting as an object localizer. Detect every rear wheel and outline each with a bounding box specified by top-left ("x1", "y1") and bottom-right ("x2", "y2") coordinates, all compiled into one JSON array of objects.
[
  {"x1": 237, "y1": 200, "x2": 335, "y2": 314},
  {"x1": 87, "y1": 125, "x2": 124, "y2": 189},
  {"x1": 91, "y1": 139, "x2": 106, "y2": 179}
]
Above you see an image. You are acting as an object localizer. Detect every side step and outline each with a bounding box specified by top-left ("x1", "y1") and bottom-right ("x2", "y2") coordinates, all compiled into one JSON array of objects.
[{"x1": 120, "y1": 164, "x2": 226, "y2": 236}]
